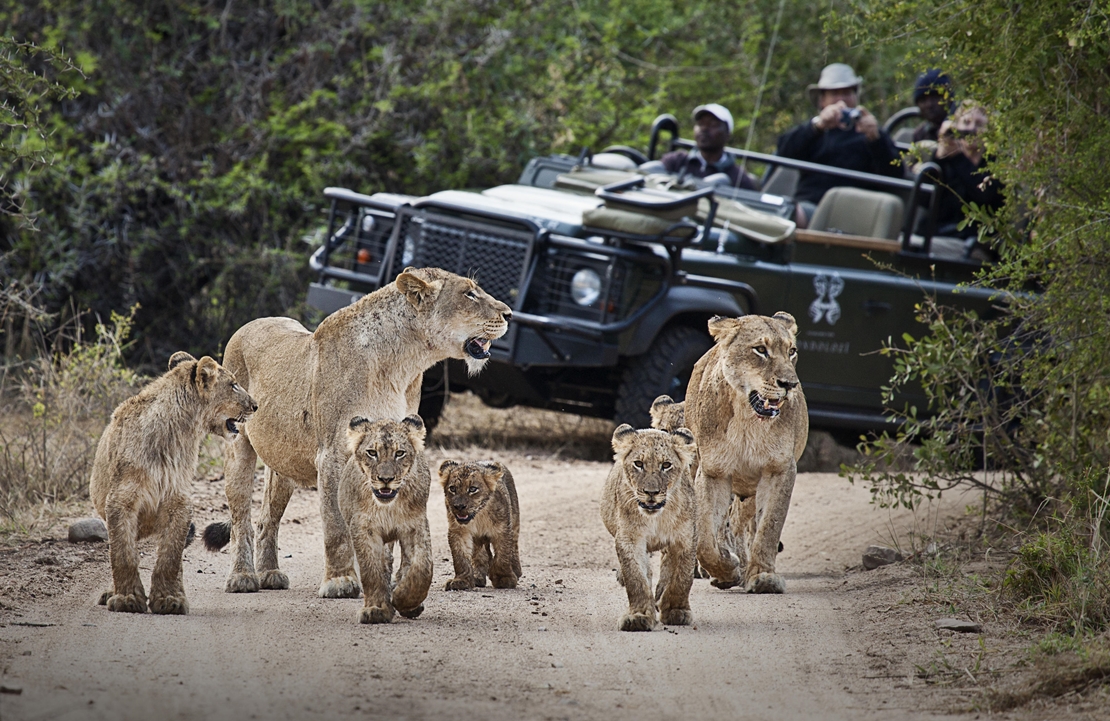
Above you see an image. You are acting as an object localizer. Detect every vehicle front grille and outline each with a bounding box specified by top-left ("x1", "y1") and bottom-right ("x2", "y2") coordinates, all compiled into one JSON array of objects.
[{"x1": 388, "y1": 210, "x2": 533, "y2": 310}]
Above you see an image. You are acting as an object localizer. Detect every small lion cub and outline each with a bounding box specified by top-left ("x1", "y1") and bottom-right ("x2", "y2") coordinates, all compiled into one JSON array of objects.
[
  {"x1": 340, "y1": 415, "x2": 434, "y2": 624},
  {"x1": 600, "y1": 424, "x2": 698, "y2": 632},
  {"x1": 90, "y1": 351, "x2": 256, "y2": 614},
  {"x1": 437, "y1": 460, "x2": 521, "y2": 590}
]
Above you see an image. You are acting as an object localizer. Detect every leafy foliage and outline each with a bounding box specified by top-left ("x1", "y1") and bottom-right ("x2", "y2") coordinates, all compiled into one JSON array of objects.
[
  {"x1": 838, "y1": 1, "x2": 1110, "y2": 631},
  {"x1": 1, "y1": 0, "x2": 911, "y2": 364}
]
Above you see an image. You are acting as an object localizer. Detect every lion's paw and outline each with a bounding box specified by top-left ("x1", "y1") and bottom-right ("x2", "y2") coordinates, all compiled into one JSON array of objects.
[
  {"x1": 106, "y1": 593, "x2": 147, "y2": 613},
  {"x1": 358, "y1": 605, "x2": 394, "y2": 624},
  {"x1": 318, "y1": 575, "x2": 361, "y2": 599},
  {"x1": 473, "y1": 575, "x2": 487, "y2": 588},
  {"x1": 619, "y1": 612, "x2": 658, "y2": 632},
  {"x1": 490, "y1": 573, "x2": 517, "y2": 589},
  {"x1": 225, "y1": 571, "x2": 260, "y2": 593},
  {"x1": 445, "y1": 577, "x2": 473, "y2": 591},
  {"x1": 709, "y1": 576, "x2": 742, "y2": 590},
  {"x1": 258, "y1": 569, "x2": 289, "y2": 590},
  {"x1": 149, "y1": 593, "x2": 189, "y2": 615},
  {"x1": 97, "y1": 590, "x2": 112, "y2": 606},
  {"x1": 397, "y1": 603, "x2": 424, "y2": 619},
  {"x1": 746, "y1": 572, "x2": 786, "y2": 594},
  {"x1": 660, "y1": 608, "x2": 693, "y2": 626}
]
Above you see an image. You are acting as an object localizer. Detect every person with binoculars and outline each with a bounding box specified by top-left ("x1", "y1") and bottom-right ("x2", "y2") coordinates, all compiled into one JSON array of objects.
[{"x1": 776, "y1": 63, "x2": 903, "y2": 227}]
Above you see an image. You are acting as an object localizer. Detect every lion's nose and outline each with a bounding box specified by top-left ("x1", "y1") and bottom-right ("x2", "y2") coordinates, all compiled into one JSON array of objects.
[
  {"x1": 378, "y1": 474, "x2": 395, "y2": 484},
  {"x1": 251, "y1": 402, "x2": 259, "y2": 412},
  {"x1": 777, "y1": 378, "x2": 798, "y2": 390},
  {"x1": 502, "y1": 309, "x2": 513, "y2": 321}
]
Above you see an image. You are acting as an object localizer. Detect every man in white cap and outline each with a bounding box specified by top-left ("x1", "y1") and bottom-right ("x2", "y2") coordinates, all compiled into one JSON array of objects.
[
  {"x1": 777, "y1": 63, "x2": 902, "y2": 226},
  {"x1": 661, "y1": 104, "x2": 758, "y2": 189}
]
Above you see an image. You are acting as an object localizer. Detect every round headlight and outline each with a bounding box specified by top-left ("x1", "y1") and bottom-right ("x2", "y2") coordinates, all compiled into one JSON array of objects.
[{"x1": 570, "y1": 268, "x2": 602, "y2": 307}]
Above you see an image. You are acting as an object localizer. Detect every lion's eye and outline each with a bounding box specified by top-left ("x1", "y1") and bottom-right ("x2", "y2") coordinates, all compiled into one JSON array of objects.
[
  {"x1": 465, "y1": 289, "x2": 478, "y2": 301},
  {"x1": 789, "y1": 347, "x2": 798, "y2": 357},
  {"x1": 661, "y1": 462, "x2": 672, "y2": 470},
  {"x1": 468, "y1": 486, "x2": 479, "y2": 494},
  {"x1": 447, "y1": 486, "x2": 456, "y2": 493},
  {"x1": 632, "y1": 460, "x2": 644, "y2": 470},
  {"x1": 395, "y1": 450, "x2": 406, "y2": 459},
  {"x1": 753, "y1": 345, "x2": 768, "y2": 357},
  {"x1": 366, "y1": 449, "x2": 378, "y2": 458}
]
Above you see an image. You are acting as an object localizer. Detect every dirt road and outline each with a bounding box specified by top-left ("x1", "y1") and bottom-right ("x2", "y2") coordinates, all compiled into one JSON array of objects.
[{"x1": 0, "y1": 451, "x2": 974, "y2": 721}]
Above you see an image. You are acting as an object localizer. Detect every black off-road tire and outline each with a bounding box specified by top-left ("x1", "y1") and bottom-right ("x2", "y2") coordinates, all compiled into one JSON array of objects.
[{"x1": 614, "y1": 325, "x2": 714, "y2": 429}]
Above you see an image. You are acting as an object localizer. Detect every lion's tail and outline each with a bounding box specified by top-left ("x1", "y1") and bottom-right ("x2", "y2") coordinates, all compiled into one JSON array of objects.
[{"x1": 202, "y1": 521, "x2": 232, "y2": 552}]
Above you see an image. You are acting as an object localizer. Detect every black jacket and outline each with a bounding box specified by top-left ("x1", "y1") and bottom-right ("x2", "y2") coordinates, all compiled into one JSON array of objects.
[{"x1": 776, "y1": 121, "x2": 903, "y2": 204}]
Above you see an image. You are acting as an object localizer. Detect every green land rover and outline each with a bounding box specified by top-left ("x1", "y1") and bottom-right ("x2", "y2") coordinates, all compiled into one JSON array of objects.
[{"x1": 306, "y1": 113, "x2": 1000, "y2": 434}]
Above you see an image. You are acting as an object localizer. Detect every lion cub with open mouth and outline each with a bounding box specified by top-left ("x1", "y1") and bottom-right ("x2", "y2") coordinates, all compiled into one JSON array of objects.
[
  {"x1": 437, "y1": 460, "x2": 521, "y2": 591},
  {"x1": 601, "y1": 423, "x2": 698, "y2": 631},
  {"x1": 90, "y1": 351, "x2": 256, "y2": 614},
  {"x1": 340, "y1": 415, "x2": 433, "y2": 624}
]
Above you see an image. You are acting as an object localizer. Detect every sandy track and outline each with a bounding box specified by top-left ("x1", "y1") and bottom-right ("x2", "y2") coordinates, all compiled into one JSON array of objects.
[{"x1": 0, "y1": 452, "x2": 972, "y2": 721}]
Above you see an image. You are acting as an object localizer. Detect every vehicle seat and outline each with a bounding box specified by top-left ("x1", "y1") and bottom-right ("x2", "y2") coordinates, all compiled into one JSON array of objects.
[
  {"x1": 808, "y1": 187, "x2": 904, "y2": 240},
  {"x1": 761, "y1": 166, "x2": 799, "y2": 197}
]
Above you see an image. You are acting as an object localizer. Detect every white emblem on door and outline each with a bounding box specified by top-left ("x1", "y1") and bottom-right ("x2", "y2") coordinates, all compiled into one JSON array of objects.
[{"x1": 809, "y1": 273, "x2": 844, "y2": 325}]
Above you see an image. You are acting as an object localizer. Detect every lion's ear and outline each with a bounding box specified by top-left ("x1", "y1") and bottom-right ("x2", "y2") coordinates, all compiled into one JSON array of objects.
[
  {"x1": 611, "y1": 424, "x2": 637, "y2": 454},
  {"x1": 195, "y1": 357, "x2": 220, "y2": 390},
  {"x1": 346, "y1": 417, "x2": 370, "y2": 454},
  {"x1": 168, "y1": 351, "x2": 196, "y2": 371},
  {"x1": 401, "y1": 414, "x2": 426, "y2": 452},
  {"x1": 772, "y1": 311, "x2": 798, "y2": 337},
  {"x1": 671, "y1": 428, "x2": 698, "y2": 469},
  {"x1": 708, "y1": 315, "x2": 740, "y2": 341},
  {"x1": 396, "y1": 268, "x2": 440, "y2": 307},
  {"x1": 438, "y1": 459, "x2": 460, "y2": 483},
  {"x1": 476, "y1": 460, "x2": 505, "y2": 486}
]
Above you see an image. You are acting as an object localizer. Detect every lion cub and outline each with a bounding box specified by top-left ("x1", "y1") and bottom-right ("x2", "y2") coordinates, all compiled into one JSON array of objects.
[
  {"x1": 340, "y1": 415, "x2": 433, "y2": 624},
  {"x1": 90, "y1": 351, "x2": 256, "y2": 614},
  {"x1": 600, "y1": 424, "x2": 698, "y2": 632},
  {"x1": 437, "y1": 460, "x2": 521, "y2": 590}
]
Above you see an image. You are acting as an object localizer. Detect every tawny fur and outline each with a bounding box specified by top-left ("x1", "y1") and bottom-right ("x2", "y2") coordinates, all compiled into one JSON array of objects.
[
  {"x1": 90, "y1": 352, "x2": 255, "y2": 614},
  {"x1": 207, "y1": 267, "x2": 511, "y2": 598},
  {"x1": 685, "y1": 312, "x2": 808, "y2": 594},
  {"x1": 339, "y1": 415, "x2": 433, "y2": 624},
  {"x1": 438, "y1": 460, "x2": 522, "y2": 591},
  {"x1": 600, "y1": 424, "x2": 698, "y2": 632}
]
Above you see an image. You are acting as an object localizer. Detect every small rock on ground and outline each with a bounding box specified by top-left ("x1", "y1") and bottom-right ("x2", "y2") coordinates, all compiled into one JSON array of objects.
[
  {"x1": 935, "y1": 618, "x2": 982, "y2": 633},
  {"x1": 68, "y1": 518, "x2": 108, "y2": 543},
  {"x1": 861, "y1": 545, "x2": 903, "y2": 570}
]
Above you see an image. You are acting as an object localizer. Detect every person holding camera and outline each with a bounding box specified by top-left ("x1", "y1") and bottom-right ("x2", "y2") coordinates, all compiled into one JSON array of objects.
[
  {"x1": 776, "y1": 63, "x2": 902, "y2": 227},
  {"x1": 916, "y1": 100, "x2": 1003, "y2": 241}
]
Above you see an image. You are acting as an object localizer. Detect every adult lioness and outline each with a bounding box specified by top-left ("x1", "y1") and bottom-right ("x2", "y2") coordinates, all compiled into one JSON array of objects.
[
  {"x1": 206, "y1": 267, "x2": 511, "y2": 597},
  {"x1": 685, "y1": 312, "x2": 807, "y2": 594},
  {"x1": 91, "y1": 352, "x2": 256, "y2": 614}
]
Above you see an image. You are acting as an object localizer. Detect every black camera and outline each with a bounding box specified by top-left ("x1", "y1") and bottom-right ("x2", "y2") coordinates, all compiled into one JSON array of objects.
[{"x1": 840, "y1": 107, "x2": 862, "y2": 129}]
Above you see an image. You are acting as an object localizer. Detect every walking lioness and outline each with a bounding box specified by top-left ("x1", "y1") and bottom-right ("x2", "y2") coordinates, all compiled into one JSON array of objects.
[
  {"x1": 90, "y1": 352, "x2": 256, "y2": 614},
  {"x1": 205, "y1": 267, "x2": 511, "y2": 597},
  {"x1": 685, "y1": 312, "x2": 807, "y2": 594}
]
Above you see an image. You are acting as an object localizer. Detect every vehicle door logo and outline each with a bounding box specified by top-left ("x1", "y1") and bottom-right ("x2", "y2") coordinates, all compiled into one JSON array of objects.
[{"x1": 809, "y1": 273, "x2": 844, "y2": 325}]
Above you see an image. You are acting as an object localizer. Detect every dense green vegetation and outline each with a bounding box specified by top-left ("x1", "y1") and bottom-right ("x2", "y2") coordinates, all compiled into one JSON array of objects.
[
  {"x1": 2, "y1": 0, "x2": 907, "y2": 364},
  {"x1": 839, "y1": 0, "x2": 1110, "y2": 637}
]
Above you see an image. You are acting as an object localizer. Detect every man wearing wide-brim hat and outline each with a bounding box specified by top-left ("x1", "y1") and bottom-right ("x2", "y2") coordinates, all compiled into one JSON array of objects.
[{"x1": 777, "y1": 63, "x2": 903, "y2": 227}]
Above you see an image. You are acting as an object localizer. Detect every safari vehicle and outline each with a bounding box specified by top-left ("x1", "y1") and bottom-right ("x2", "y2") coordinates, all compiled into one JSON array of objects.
[{"x1": 306, "y1": 113, "x2": 1001, "y2": 434}]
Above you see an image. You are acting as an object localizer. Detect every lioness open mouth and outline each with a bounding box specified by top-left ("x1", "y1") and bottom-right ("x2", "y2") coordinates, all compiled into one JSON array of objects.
[
  {"x1": 454, "y1": 512, "x2": 474, "y2": 524},
  {"x1": 748, "y1": 391, "x2": 783, "y2": 420},
  {"x1": 225, "y1": 417, "x2": 242, "y2": 434},
  {"x1": 465, "y1": 337, "x2": 492, "y2": 360},
  {"x1": 638, "y1": 500, "x2": 666, "y2": 513},
  {"x1": 372, "y1": 487, "x2": 398, "y2": 502}
]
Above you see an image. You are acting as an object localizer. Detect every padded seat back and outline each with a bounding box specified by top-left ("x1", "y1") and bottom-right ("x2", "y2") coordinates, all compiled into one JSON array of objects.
[{"x1": 808, "y1": 187, "x2": 904, "y2": 240}]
